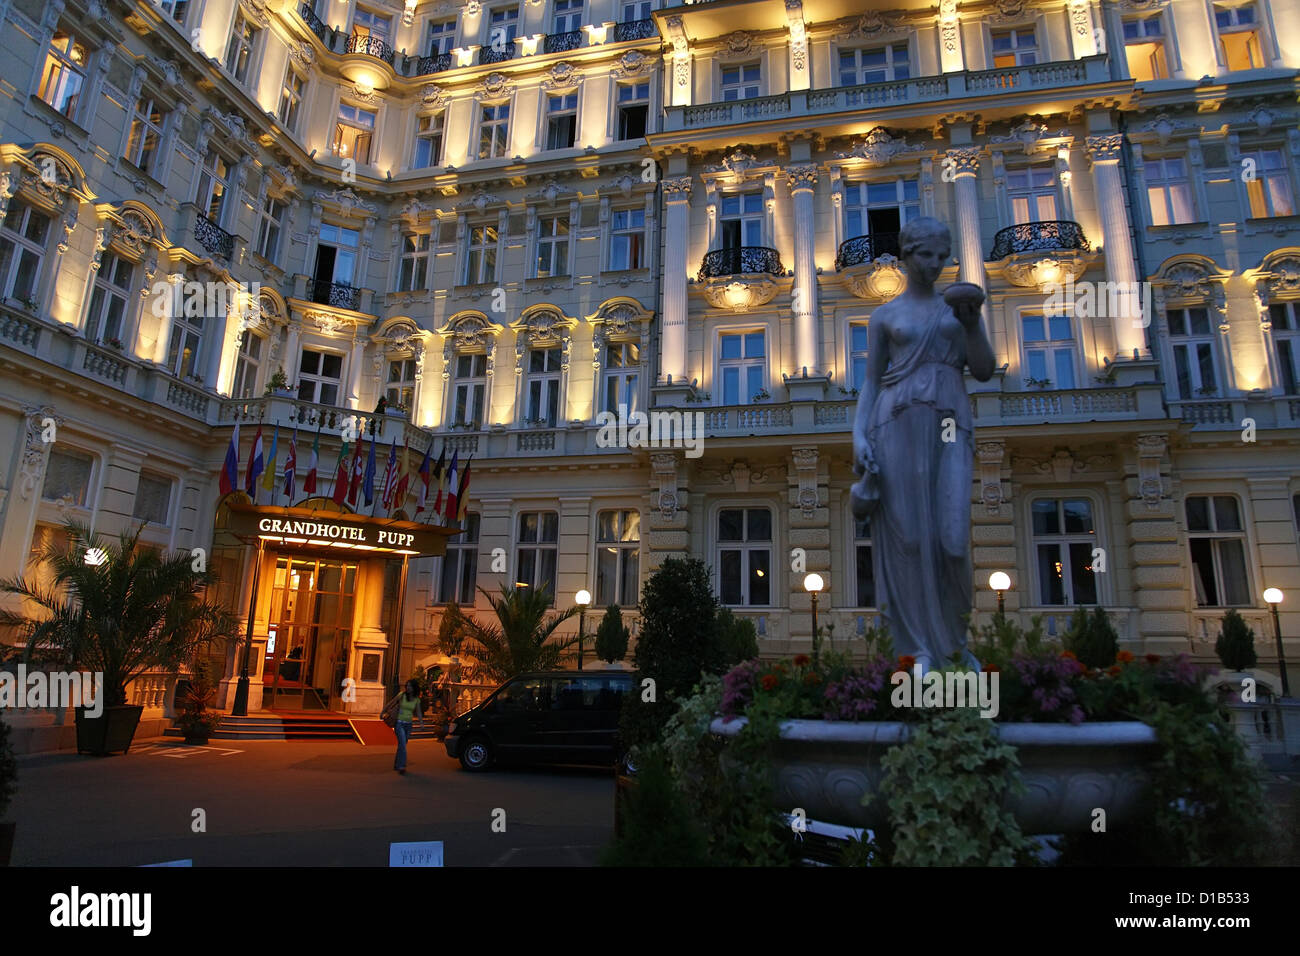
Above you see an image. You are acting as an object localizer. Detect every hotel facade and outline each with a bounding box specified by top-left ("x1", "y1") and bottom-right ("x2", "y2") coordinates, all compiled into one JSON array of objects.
[{"x1": 0, "y1": 0, "x2": 1297, "y2": 720}]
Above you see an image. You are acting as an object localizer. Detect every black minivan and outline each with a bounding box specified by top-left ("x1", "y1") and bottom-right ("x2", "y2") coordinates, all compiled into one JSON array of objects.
[{"x1": 443, "y1": 670, "x2": 634, "y2": 771}]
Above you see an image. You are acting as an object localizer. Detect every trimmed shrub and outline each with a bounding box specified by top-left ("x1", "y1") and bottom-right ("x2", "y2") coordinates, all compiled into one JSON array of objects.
[
  {"x1": 1215, "y1": 609, "x2": 1257, "y2": 672},
  {"x1": 1064, "y1": 606, "x2": 1119, "y2": 670},
  {"x1": 594, "y1": 605, "x2": 630, "y2": 664}
]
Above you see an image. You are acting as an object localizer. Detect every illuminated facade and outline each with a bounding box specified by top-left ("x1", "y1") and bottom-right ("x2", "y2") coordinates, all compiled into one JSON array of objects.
[{"x1": 0, "y1": 0, "x2": 1296, "y2": 719}]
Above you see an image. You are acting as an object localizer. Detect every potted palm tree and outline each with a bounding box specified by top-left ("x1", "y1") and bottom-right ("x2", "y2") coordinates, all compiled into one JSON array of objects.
[
  {"x1": 175, "y1": 659, "x2": 222, "y2": 745},
  {"x1": 459, "y1": 585, "x2": 580, "y2": 683},
  {"x1": 0, "y1": 521, "x2": 238, "y2": 756}
]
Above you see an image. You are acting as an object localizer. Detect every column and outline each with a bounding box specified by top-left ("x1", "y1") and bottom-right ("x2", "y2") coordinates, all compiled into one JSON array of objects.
[
  {"x1": 347, "y1": 332, "x2": 366, "y2": 406},
  {"x1": 787, "y1": 164, "x2": 819, "y2": 376},
  {"x1": 660, "y1": 177, "x2": 692, "y2": 387},
  {"x1": 1087, "y1": 133, "x2": 1147, "y2": 357},
  {"x1": 945, "y1": 147, "x2": 985, "y2": 289}
]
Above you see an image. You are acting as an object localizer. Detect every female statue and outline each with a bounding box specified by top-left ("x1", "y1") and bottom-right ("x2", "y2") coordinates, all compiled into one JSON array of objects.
[{"x1": 851, "y1": 217, "x2": 995, "y2": 671}]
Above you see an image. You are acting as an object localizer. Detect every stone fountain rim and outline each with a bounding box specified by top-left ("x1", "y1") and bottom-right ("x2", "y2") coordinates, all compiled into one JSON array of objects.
[{"x1": 708, "y1": 716, "x2": 1159, "y2": 746}]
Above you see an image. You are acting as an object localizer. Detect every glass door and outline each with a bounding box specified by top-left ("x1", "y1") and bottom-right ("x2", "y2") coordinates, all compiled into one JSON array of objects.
[{"x1": 264, "y1": 557, "x2": 357, "y2": 711}]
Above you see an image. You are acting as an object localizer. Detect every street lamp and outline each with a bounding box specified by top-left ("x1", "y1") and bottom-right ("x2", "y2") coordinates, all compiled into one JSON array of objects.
[
  {"x1": 989, "y1": 571, "x2": 1011, "y2": 616},
  {"x1": 575, "y1": 589, "x2": 591, "y2": 671},
  {"x1": 804, "y1": 573, "x2": 824, "y2": 661},
  {"x1": 1264, "y1": 588, "x2": 1289, "y2": 698}
]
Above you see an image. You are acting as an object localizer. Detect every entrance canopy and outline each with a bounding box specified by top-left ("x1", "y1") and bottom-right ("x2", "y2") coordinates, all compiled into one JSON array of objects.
[{"x1": 224, "y1": 501, "x2": 458, "y2": 558}]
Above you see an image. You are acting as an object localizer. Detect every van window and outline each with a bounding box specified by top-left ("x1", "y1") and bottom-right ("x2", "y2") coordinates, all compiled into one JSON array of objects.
[
  {"x1": 551, "y1": 675, "x2": 629, "y2": 710},
  {"x1": 498, "y1": 677, "x2": 552, "y2": 712}
]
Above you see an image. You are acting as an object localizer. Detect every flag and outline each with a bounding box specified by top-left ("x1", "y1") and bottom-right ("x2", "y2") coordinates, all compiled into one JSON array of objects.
[
  {"x1": 456, "y1": 456, "x2": 472, "y2": 523},
  {"x1": 414, "y1": 442, "x2": 433, "y2": 517},
  {"x1": 380, "y1": 439, "x2": 398, "y2": 509},
  {"x1": 261, "y1": 425, "x2": 279, "y2": 502},
  {"x1": 429, "y1": 444, "x2": 448, "y2": 520},
  {"x1": 393, "y1": 440, "x2": 412, "y2": 514},
  {"x1": 363, "y1": 434, "x2": 377, "y2": 507},
  {"x1": 442, "y1": 450, "x2": 459, "y2": 525},
  {"x1": 348, "y1": 435, "x2": 365, "y2": 507},
  {"x1": 332, "y1": 434, "x2": 351, "y2": 506},
  {"x1": 283, "y1": 427, "x2": 297, "y2": 501},
  {"x1": 219, "y1": 422, "x2": 240, "y2": 497},
  {"x1": 303, "y1": 427, "x2": 320, "y2": 495},
  {"x1": 245, "y1": 425, "x2": 264, "y2": 498}
]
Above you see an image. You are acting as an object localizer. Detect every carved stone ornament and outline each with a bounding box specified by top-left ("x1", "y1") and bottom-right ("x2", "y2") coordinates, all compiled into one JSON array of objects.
[
  {"x1": 478, "y1": 72, "x2": 514, "y2": 99},
  {"x1": 115, "y1": 209, "x2": 154, "y2": 255},
  {"x1": 1136, "y1": 434, "x2": 1167, "y2": 510},
  {"x1": 19, "y1": 405, "x2": 61, "y2": 500},
  {"x1": 26, "y1": 153, "x2": 73, "y2": 206},
  {"x1": 308, "y1": 311, "x2": 345, "y2": 335},
  {"x1": 238, "y1": 0, "x2": 271, "y2": 27},
  {"x1": 400, "y1": 198, "x2": 426, "y2": 223},
  {"x1": 1264, "y1": 255, "x2": 1300, "y2": 298},
  {"x1": 448, "y1": 313, "x2": 494, "y2": 351},
  {"x1": 843, "y1": 254, "x2": 905, "y2": 300},
  {"x1": 1247, "y1": 106, "x2": 1277, "y2": 135},
  {"x1": 523, "y1": 308, "x2": 564, "y2": 342},
  {"x1": 989, "y1": 0, "x2": 1029, "y2": 22},
  {"x1": 976, "y1": 440, "x2": 1006, "y2": 515},
  {"x1": 939, "y1": 0, "x2": 959, "y2": 53},
  {"x1": 541, "y1": 62, "x2": 580, "y2": 91},
  {"x1": 706, "y1": 151, "x2": 762, "y2": 180},
  {"x1": 838, "y1": 10, "x2": 903, "y2": 41},
  {"x1": 1086, "y1": 134, "x2": 1124, "y2": 163},
  {"x1": 662, "y1": 176, "x2": 693, "y2": 199},
  {"x1": 791, "y1": 446, "x2": 819, "y2": 518},
  {"x1": 324, "y1": 187, "x2": 377, "y2": 216},
  {"x1": 288, "y1": 40, "x2": 315, "y2": 66},
  {"x1": 1160, "y1": 262, "x2": 1216, "y2": 299},
  {"x1": 989, "y1": 119, "x2": 1050, "y2": 154},
  {"x1": 721, "y1": 31, "x2": 754, "y2": 56},
  {"x1": 650, "y1": 452, "x2": 680, "y2": 520},
  {"x1": 838, "y1": 127, "x2": 920, "y2": 166},
  {"x1": 613, "y1": 51, "x2": 651, "y2": 77},
  {"x1": 422, "y1": 84, "x2": 447, "y2": 107},
  {"x1": 384, "y1": 320, "x2": 420, "y2": 349},
  {"x1": 945, "y1": 147, "x2": 980, "y2": 176},
  {"x1": 1004, "y1": 254, "x2": 1091, "y2": 289},
  {"x1": 1143, "y1": 113, "x2": 1198, "y2": 146},
  {"x1": 786, "y1": 164, "x2": 817, "y2": 192},
  {"x1": 701, "y1": 276, "x2": 780, "y2": 312}
]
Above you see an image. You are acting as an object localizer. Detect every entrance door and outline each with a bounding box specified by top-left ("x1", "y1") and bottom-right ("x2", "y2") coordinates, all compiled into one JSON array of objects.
[{"x1": 263, "y1": 557, "x2": 357, "y2": 711}]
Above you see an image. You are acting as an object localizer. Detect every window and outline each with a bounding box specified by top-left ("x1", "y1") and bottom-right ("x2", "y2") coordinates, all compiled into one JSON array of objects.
[
  {"x1": 849, "y1": 323, "x2": 869, "y2": 391},
  {"x1": 485, "y1": 5, "x2": 520, "y2": 58},
  {"x1": 1241, "y1": 148, "x2": 1294, "y2": 218},
  {"x1": 352, "y1": 7, "x2": 391, "y2": 41},
  {"x1": 1268, "y1": 303, "x2": 1300, "y2": 394},
  {"x1": 398, "y1": 233, "x2": 431, "y2": 291},
  {"x1": 554, "y1": 0, "x2": 583, "y2": 33},
  {"x1": 232, "y1": 330, "x2": 263, "y2": 399},
  {"x1": 719, "y1": 192, "x2": 763, "y2": 249},
  {"x1": 718, "y1": 331, "x2": 765, "y2": 404},
  {"x1": 610, "y1": 208, "x2": 645, "y2": 270},
  {"x1": 535, "y1": 215, "x2": 569, "y2": 277},
  {"x1": 515, "y1": 511, "x2": 559, "y2": 602},
  {"x1": 1167, "y1": 307, "x2": 1219, "y2": 398},
  {"x1": 386, "y1": 358, "x2": 418, "y2": 409},
  {"x1": 125, "y1": 97, "x2": 165, "y2": 176},
  {"x1": 85, "y1": 253, "x2": 134, "y2": 345},
  {"x1": 1123, "y1": 15, "x2": 1168, "y2": 81},
  {"x1": 478, "y1": 102, "x2": 510, "y2": 159},
  {"x1": 224, "y1": 11, "x2": 259, "y2": 83},
  {"x1": 452, "y1": 353, "x2": 487, "y2": 426},
  {"x1": 526, "y1": 347, "x2": 562, "y2": 426},
  {"x1": 991, "y1": 27, "x2": 1037, "y2": 67},
  {"x1": 278, "y1": 66, "x2": 305, "y2": 131},
  {"x1": 839, "y1": 44, "x2": 909, "y2": 85},
  {"x1": 160, "y1": 0, "x2": 189, "y2": 24},
  {"x1": 195, "y1": 150, "x2": 229, "y2": 225},
  {"x1": 1031, "y1": 499, "x2": 1098, "y2": 605},
  {"x1": 602, "y1": 341, "x2": 640, "y2": 414},
  {"x1": 1145, "y1": 157, "x2": 1195, "y2": 225},
  {"x1": 313, "y1": 223, "x2": 360, "y2": 286},
  {"x1": 854, "y1": 514, "x2": 876, "y2": 607},
  {"x1": 334, "y1": 103, "x2": 376, "y2": 164},
  {"x1": 721, "y1": 62, "x2": 760, "y2": 101},
  {"x1": 718, "y1": 508, "x2": 772, "y2": 606},
  {"x1": 413, "y1": 112, "x2": 445, "y2": 168},
  {"x1": 255, "y1": 197, "x2": 286, "y2": 262},
  {"x1": 622, "y1": 1, "x2": 653, "y2": 19},
  {"x1": 41, "y1": 448, "x2": 93, "y2": 505},
  {"x1": 297, "y1": 348, "x2": 343, "y2": 405},
  {"x1": 0, "y1": 200, "x2": 51, "y2": 303},
  {"x1": 617, "y1": 82, "x2": 649, "y2": 140},
  {"x1": 545, "y1": 93, "x2": 578, "y2": 150},
  {"x1": 843, "y1": 178, "x2": 917, "y2": 255},
  {"x1": 1022, "y1": 314, "x2": 1076, "y2": 388},
  {"x1": 1007, "y1": 165, "x2": 1057, "y2": 223},
  {"x1": 165, "y1": 302, "x2": 204, "y2": 379},
  {"x1": 1215, "y1": 3, "x2": 1264, "y2": 70},
  {"x1": 437, "y1": 513, "x2": 480, "y2": 604},
  {"x1": 132, "y1": 472, "x2": 172, "y2": 525},
  {"x1": 596, "y1": 510, "x2": 640, "y2": 606},
  {"x1": 465, "y1": 224, "x2": 498, "y2": 284},
  {"x1": 428, "y1": 18, "x2": 456, "y2": 56},
  {"x1": 1186, "y1": 495, "x2": 1250, "y2": 606},
  {"x1": 37, "y1": 30, "x2": 87, "y2": 118}
]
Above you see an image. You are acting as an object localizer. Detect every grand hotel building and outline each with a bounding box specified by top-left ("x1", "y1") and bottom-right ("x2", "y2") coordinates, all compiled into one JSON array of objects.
[{"x1": 0, "y1": 0, "x2": 1297, "y2": 719}]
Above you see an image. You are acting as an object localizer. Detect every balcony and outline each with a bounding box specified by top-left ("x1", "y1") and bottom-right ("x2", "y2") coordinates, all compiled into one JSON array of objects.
[
  {"x1": 835, "y1": 233, "x2": 900, "y2": 270},
  {"x1": 194, "y1": 212, "x2": 234, "y2": 260},
  {"x1": 697, "y1": 246, "x2": 785, "y2": 311},
  {"x1": 478, "y1": 44, "x2": 515, "y2": 65},
  {"x1": 698, "y1": 246, "x2": 784, "y2": 280},
  {"x1": 411, "y1": 51, "x2": 453, "y2": 76},
  {"x1": 344, "y1": 33, "x2": 395, "y2": 65},
  {"x1": 543, "y1": 29, "x2": 584, "y2": 54},
  {"x1": 613, "y1": 18, "x2": 658, "y2": 42},
  {"x1": 298, "y1": 2, "x2": 333, "y2": 46},
  {"x1": 310, "y1": 280, "x2": 361, "y2": 311},
  {"x1": 987, "y1": 221, "x2": 1090, "y2": 261}
]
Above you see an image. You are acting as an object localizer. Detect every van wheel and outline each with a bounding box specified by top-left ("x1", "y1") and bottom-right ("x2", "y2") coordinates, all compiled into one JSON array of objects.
[{"x1": 460, "y1": 735, "x2": 493, "y2": 771}]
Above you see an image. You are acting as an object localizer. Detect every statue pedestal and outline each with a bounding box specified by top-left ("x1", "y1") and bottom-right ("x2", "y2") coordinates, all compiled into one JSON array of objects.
[{"x1": 783, "y1": 371, "x2": 832, "y2": 402}]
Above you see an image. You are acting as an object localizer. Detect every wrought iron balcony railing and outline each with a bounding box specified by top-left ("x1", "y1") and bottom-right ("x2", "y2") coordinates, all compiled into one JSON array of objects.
[
  {"x1": 299, "y1": 2, "x2": 333, "y2": 45},
  {"x1": 698, "y1": 246, "x2": 784, "y2": 280},
  {"x1": 478, "y1": 44, "x2": 515, "y2": 65},
  {"x1": 412, "y1": 51, "x2": 453, "y2": 75},
  {"x1": 310, "y1": 280, "x2": 360, "y2": 311},
  {"x1": 614, "y1": 18, "x2": 658, "y2": 42},
  {"x1": 835, "y1": 232, "x2": 901, "y2": 270},
  {"x1": 987, "y1": 220, "x2": 1091, "y2": 261},
  {"x1": 543, "y1": 29, "x2": 584, "y2": 54},
  {"x1": 345, "y1": 33, "x2": 395, "y2": 64},
  {"x1": 194, "y1": 212, "x2": 234, "y2": 260}
]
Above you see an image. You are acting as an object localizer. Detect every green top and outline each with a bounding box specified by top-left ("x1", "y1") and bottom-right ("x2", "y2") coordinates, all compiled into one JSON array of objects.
[{"x1": 396, "y1": 694, "x2": 421, "y2": 722}]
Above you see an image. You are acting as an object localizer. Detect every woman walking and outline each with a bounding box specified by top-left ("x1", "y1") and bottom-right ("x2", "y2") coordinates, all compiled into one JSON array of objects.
[{"x1": 384, "y1": 679, "x2": 425, "y2": 774}]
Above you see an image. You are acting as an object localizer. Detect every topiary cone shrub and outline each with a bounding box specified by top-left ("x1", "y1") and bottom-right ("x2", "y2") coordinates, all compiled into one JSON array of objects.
[
  {"x1": 594, "y1": 605, "x2": 629, "y2": 664},
  {"x1": 1215, "y1": 609, "x2": 1257, "y2": 672},
  {"x1": 1064, "y1": 606, "x2": 1119, "y2": 670}
]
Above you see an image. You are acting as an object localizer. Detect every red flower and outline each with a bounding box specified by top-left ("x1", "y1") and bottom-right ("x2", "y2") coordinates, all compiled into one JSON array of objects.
[
  {"x1": 1060, "y1": 650, "x2": 1078, "y2": 660},
  {"x1": 793, "y1": 654, "x2": 811, "y2": 667},
  {"x1": 1145, "y1": 654, "x2": 1161, "y2": 665},
  {"x1": 898, "y1": 655, "x2": 916, "y2": 670},
  {"x1": 983, "y1": 663, "x2": 1000, "y2": 673},
  {"x1": 1106, "y1": 665, "x2": 1122, "y2": 677},
  {"x1": 760, "y1": 674, "x2": 779, "y2": 691},
  {"x1": 1116, "y1": 650, "x2": 1135, "y2": 664},
  {"x1": 803, "y1": 672, "x2": 822, "y2": 686}
]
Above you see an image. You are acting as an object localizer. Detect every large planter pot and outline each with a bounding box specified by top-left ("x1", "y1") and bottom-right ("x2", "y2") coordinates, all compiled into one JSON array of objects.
[
  {"x1": 710, "y1": 717, "x2": 1160, "y2": 835},
  {"x1": 76, "y1": 705, "x2": 144, "y2": 756},
  {"x1": 0, "y1": 822, "x2": 14, "y2": 866}
]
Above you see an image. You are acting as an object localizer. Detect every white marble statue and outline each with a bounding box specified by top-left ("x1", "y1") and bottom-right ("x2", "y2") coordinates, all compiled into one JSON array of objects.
[{"x1": 850, "y1": 217, "x2": 996, "y2": 672}]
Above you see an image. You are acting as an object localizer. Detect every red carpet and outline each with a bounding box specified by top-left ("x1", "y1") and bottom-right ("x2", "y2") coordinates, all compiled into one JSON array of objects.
[{"x1": 350, "y1": 720, "x2": 397, "y2": 746}]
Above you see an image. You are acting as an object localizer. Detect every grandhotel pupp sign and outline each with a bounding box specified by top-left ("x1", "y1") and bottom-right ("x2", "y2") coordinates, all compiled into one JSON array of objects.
[{"x1": 225, "y1": 504, "x2": 452, "y2": 558}]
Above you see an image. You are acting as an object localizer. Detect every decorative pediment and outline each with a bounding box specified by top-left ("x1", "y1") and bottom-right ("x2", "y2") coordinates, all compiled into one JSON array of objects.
[
  {"x1": 988, "y1": 0, "x2": 1032, "y2": 22},
  {"x1": 612, "y1": 50, "x2": 652, "y2": 77},
  {"x1": 585, "y1": 297, "x2": 652, "y2": 338},
  {"x1": 704, "y1": 150, "x2": 770, "y2": 183},
  {"x1": 320, "y1": 187, "x2": 377, "y2": 217},
  {"x1": 476, "y1": 72, "x2": 515, "y2": 100},
  {"x1": 1140, "y1": 112, "x2": 1200, "y2": 146},
  {"x1": 527, "y1": 179, "x2": 569, "y2": 204},
  {"x1": 2, "y1": 144, "x2": 90, "y2": 214},
  {"x1": 439, "y1": 311, "x2": 500, "y2": 352},
  {"x1": 95, "y1": 201, "x2": 168, "y2": 258},
  {"x1": 421, "y1": 84, "x2": 447, "y2": 108},
  {"x1": 540, "y1": 62, "x2": 581, "y2": 91},
  {"x1": 988, "y1": 119, "x2": 1057, "y2": 154},
  {"x1": 836, "y1": 10, "x2": 905, "y2": 41},
  {"x1": 1255, "y1": 251, "x2": 1300, "y2": 302},
  {"x1": 716, "y1": 31, "x2": 756, "y2": 59},
  {"x1": 512, "y1": 305, "x2": 576, "y2": 344},
  {"x1": 836, "y1": 127, "x2": 924, "y2": 166},
  {"x1": 1153, "y1": 257, "x2": 1228, "y2": 301},
  {"x1": 399, "y1": 198, "x2": 428, "y2": 224},
  {"x1": 455, "y1": 189, "x2": 503, "y2": 213},
  {"x1": 373, "y1": 317, "x2": 425, "y2": 351}
]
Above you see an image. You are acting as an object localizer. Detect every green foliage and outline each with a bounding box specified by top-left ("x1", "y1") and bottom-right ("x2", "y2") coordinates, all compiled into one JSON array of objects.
[
  {"x1": 878, "y1": 707, "x2": 1036, "y2": 866},
  {"x1": 459, "y1": 585, "x2": 578, "y2": 684},
  {"x1": 600, "y1": 746, "x2": 711, "y2": 866},
  {"x1": 435, "y1": 602, "x2": 468, "y2": 658},
  {"x1": 0, "y1": 710, "x2": 15, "y2": 820},
  {"x1": 264, "y1": 366, "x2": 290, "y2": 394},
  {"x1": 176, "y1": 657, "x2": 221, "y2": 738},
  {"x1": 1214, "y1": 609, "x2": 1257, "y2": 672},
  {"x1": 969, "y1": 612, "x2": 1048, "y2": 670},
  {"x1": 0, "y1": 521, "x2": 239, "y2": 706},
  {"x1": 593, "y1": 605, "x2": 630, "y2": 664},
  {"x1": 717, "y1": 608, "x2": 758, "y2": 664},
  {"x1": 1063, "y1": 606, "x2": 1119, "y2": 670}
]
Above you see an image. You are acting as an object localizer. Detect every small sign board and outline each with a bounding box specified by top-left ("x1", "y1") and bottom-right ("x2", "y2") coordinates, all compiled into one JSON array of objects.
[{"x1": 389, "y1": 841, "x2": 444, "y2": 867}]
